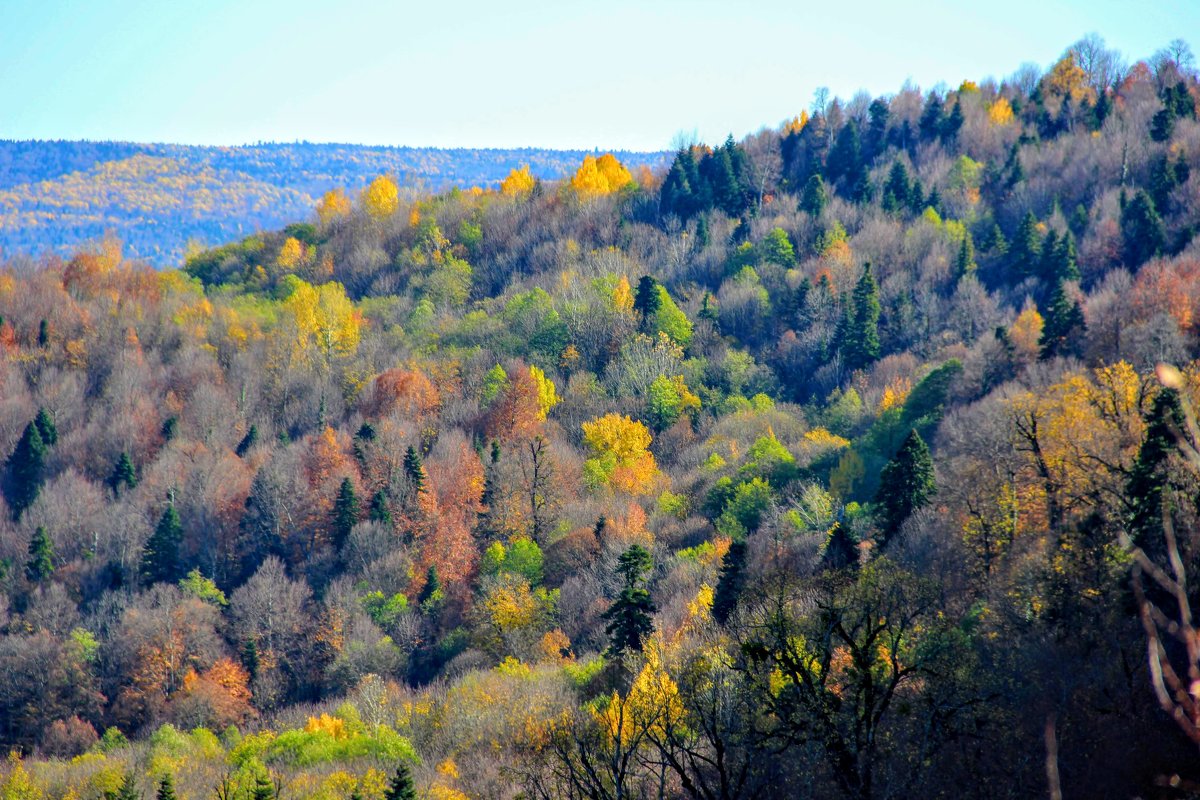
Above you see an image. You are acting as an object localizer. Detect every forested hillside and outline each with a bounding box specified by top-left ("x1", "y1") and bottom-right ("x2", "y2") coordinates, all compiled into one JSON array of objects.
[
  {"x1": 0, "y1": 142, "x2": 667, "y2": 266},
  {"x1": 3, "y1": 35, "x2": 1200, "y2": 800}
]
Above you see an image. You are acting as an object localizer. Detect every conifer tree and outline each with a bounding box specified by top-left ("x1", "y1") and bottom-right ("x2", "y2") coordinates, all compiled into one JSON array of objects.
[
  {"x1": 1120, "y1": 189, "x2": 1166, "y2": 267},
  {"x1": 800, "y1": 173, "x2": 828, "y2": 217},
  {"x1": 822, "y1": 524, "x2": 859, "y2": 571},
  {"x1": 37, "y1": 319, "x2": 48, "y2": 347},
  {"x1": 633, "y1": 275, "x2": 661, "y2": 328},
  {"x1": 5, "y1": 420, "x2": 47, "y2": 520},
  {"x1": 384, "y1": 764, "x2": 418, "y2": 800},
  {"x1": 242, "y1": 638, "x2": 260, "y2": 682},
  {"x1": 251, "y1": 773, "x2": 275, "y2": 800},
  {"x1": 881, "y1": 161, "x2": 912, "y2": 213},
  {"x1": 332, "y1": 477, "x2": 360, "y2": 548},
  {"x1": 418, "y1": 565, "x2": 441, "y2": 608},
  {"x1": 403, "y1": 446, "x2": 426, "y2": 495},
  {"x1": 602, "y1": 544, "x2": 656, "y2": 657},
  {"x1": 109, "y1": 451, "x2": 138, "y2": 494},
  {"x1": 142, "y1": 504, "x2": 183, "y2": 584},
  {"x1": 236, "y1": 425, "x2": 259, "y2": 457},
  {"x1": 155, "y1": 774, "x2": 177, "y2": 800},
  {"x1": 1012, "y1": 211, "x2": 1041, "y2": 278},
  {"x1": 874, "y1": 430, "x2": 935, "y2": 545},
  {"x1": 369, "y1": 489, "x2": 392, "y2": 525},
  {"x1": 955, "y1": 232, "x2": 977, "y2": 279},
  {"x1": 25, "y1": 525, "x2": 54, "y2": 582},
  {"x1": 1126, "y1": 388, "x2": 1185, "y2": 558},
  {"x1": 111, "y1": 772, "x2": 141, "y2": 800},
  {"x1": 711, "y1": 539, "x2": 747, "y2": 624},
  {"x1": 1038, "y1": 280, "x2": 1087, "y2": 360},
  {"x1": 33, "y1": 408, "x2": 57, "y2": 446},
  {"x1": 843, "y1": 263, "x2": 881, "y2": 371}
]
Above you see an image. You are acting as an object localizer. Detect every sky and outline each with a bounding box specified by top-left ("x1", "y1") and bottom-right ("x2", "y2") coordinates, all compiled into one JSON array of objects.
[{"x1": 1, "y1": 0, "x2": 1197, "y2": 152}]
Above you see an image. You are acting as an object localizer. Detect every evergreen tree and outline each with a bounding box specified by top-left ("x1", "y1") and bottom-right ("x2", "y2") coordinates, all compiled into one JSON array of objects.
[
  {"x1": 109, "y1": 451, "x2": 138, "y2": 494},
  {"x1": 403, "y1": 446, "x2": 426, "y2": 494},
  {"x1": 1011, "y1": 211, "x2": 1041, "y2": 279},
  {"x1": 881, "y1": 161, "x2": 912, "y2": 213},
  {"x1": 236, "y1": 425, "x2": 259, "y2": 457},
  {"x1": 919, "y1": 92, "x2": 944, "y2": 140},
  {"x1": 1038, "y1": 280, "x2": 1087, "y2": 360},
  {"x1": 25, "y1": 525, "x2": 54, "y2": 582},
  {"x1": 161, "y1": 416, "x2": 178, "y2": 441},
  {"x1": 155, "y1": 775, "x2": 177, "y2": 800},
  {"x1": 251, "y1": 773, "x2": 275, "y2": 800},
  {"x1": 110, "y1": 772, "x2": 141, "y2": 800},
  {"x1": 4, "y1": 421, "x2": 47, "y2": 520},
  {"x1": 1120, "y1": 189, "x2": 1166, "y2": 267},
  {"x1": 633, "y1": 275, "x2": 662, "y2": 328},
  {"x1": 955, "y1": 232, "x2": 977, "y2": 279},
  {"x1": 822, "y1": 523, "x2": 859, "y2": 571},
  {"x1": 941, "y1": 99, "x2": 964, "y2": 142},
  {"x1": 33, "y1": 408, "x2": 57, "y2": 446},
  {"x1": 1126, "y1": 388, "x2": 1185, "y2": 559},
  {"x1": 711, "y1": 539, "x2": 747, "y2": 624},
  {"x1": 369, "y1": 489, "x2": 392, "y2": 525},
  {"x1": 602, "y1": 544, "x2": 656, "y2": 657},
  {"x1": 660, "y1": 147, "x2": 701, "y2": 220},
  {"x1": 843, "y1": 263, "x2": 881, "y2": 372},
  {"x1": 827, "y1": 121, "x2": 863, "y2": 191},
  {"x1": 37, "y1": 319, "x2": 48, "y2": 347},
  {"x1": 800, "y1": 173, "x2": 829, "y2": 217},
  {"x1": 142, "y1": 504, "x2": 183, "y2": 584},
  {"x1": 332, "y1": 477, "x2": 360, "y2": 548},
  {"x1": 383, "y1": 764, "x2": 418, "y2": 800},
  {"x1": 874, "y1": 430, "x2": 935, "y2": 545},
  {"x1": 242, "y1": 638, "x2": 260, "y2": 682},
  {"x1": 418, "y1": 565, "x2": 441, "y2": 608}
]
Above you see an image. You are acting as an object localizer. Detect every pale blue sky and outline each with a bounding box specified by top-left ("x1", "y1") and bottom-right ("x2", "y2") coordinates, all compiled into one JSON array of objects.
[{"x1": 1, "y1": 0, "x2": 1196, "y2": 150}]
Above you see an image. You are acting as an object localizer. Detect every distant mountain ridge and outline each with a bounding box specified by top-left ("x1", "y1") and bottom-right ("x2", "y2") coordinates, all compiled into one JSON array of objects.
[{"x1": 0, "y1": 140, "x2": 668, "y2": 266}]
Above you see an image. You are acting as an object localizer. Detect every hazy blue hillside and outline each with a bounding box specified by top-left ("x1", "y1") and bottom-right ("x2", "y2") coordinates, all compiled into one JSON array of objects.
[{"x1": 0, "y1": 141, "x2": 668, "y2": 266}]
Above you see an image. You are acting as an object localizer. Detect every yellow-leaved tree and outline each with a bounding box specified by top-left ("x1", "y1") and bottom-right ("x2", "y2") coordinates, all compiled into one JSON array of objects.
[
  {"x1": 501, "y1": 165, "x2": 536, "y2": 196},
  {"x1": 316, "y1": 187, "x2": 352, "y2": 225},
  {"x1": 571, "y1": 154, "x2": 635, "y2": 198},
  {"x1": 361, "y1": 175, "x2": 400, "y2": 219},
  {"x1": 582, "y1": 413, "x2": 658, "y2": 494},
  {"x1": 277, "y1": 236, "x2": 305, "y2": 270},
  {"x1": 530, "y1": 365, "x2": 559, "y2": 420},
  {"x1": 281, "y1": 277, "x2": 362, "y2": 366},
  {"x1": 988, "y1": 97, "x2": 1015, "y2": 126}
]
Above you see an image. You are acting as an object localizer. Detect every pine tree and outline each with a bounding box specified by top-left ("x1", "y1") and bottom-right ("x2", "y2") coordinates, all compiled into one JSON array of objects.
[
  {"x1": 4, "y1": 421, "x2": 46, "y2": 520},
  {"x1": 369, "y1": 489, "x2": 392, "y2": 525},
  {"x1": 1038, "y1": 280, "x2": 1087, "y2": 360},
  {"x1": 332, "y1": 477, "x2": 360, "y2": 548},
  {"x1": 33, "y1": 408, "x2": 57, "y2": 446},
  {"x1": 1012, "y1": 211, "x2": 1041, "y2": 278},
  {"x1": 602, "y1": 544, "x2": 656, "y2": 657},
  {"x1": 941, "y1": 99, "x2": 964, "y2": 142},
  {"x1": 843, "y1": 263, "x2": 882, "y2": 372},
  {"x1": 711, "y1": 540, "x2": 747, "y2": 624},
  {"x1": 37, "y1": 319, "x2": 48, "y2": 347},
  {"x1": 161, "y1": 416, "x2": 178, "y2": 441},
  {"x1": 155, "y1": 774, "x2": 177, "y2": 800},
  {"x1": 403, "y1": 446, "x2": 426, "y2": 495},
  {"x1": 418, "y1": 565, "x2": 441, "y2": 608},
  {"x1": 110, "y1": 772, "x2": 141, "y2": 800},
  {"x1": 142, "y1": 504, "x2": 183, "y2": 584},
  {"x1": 800, "y1": 173, "x2": 829, "y2": 217},
  {"x1": 109, "y1": 451, "x2": 138, "y2": 494},
  {"x1": 874, "y1": 430, "x2": 935, "y2": 545},
  {"x1": 236, "y1": 425, "x2": 259, "y2": 457},
  {"x1": 242, "y1": 638, "x2": 260, "y2": 681},
  {"x1": 955, "y1": 232, "x2": 977, "y2": 279},
  {"x1": 822, "y1": 524, "x2": 859, "y2": 571},
  {"x1": 1126, "y1": 388, "x2": 1185, "y2": 559},
  {"x1": 383, "y1": 764, "x2": 418, "y2": 800},
  {"x1": 633, "y1": 275, "x2": 662, "y2": 328},
  {"x1": 25, "y1": 525, "x2": 54, "y2": 582},
  {"x1": 881, "y1": 161, "x2": 912, "y2": 213},
  {"x1": 251, "y1": 773, "x2": 275, "y2": 800},
  {"x1": 1120, "y1": 189, "x2": 1166, "y2": 267}
]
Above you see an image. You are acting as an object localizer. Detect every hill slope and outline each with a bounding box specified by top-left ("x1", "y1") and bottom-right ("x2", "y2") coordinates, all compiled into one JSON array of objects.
[{"x1": 0, "y1": 141, "x2": 668, "y2": 265}]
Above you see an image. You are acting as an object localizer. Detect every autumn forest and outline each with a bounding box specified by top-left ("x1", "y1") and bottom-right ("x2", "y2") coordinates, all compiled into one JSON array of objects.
[{"x1": 2, "y1": 34, "x2": 1200, "y2": 800}]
